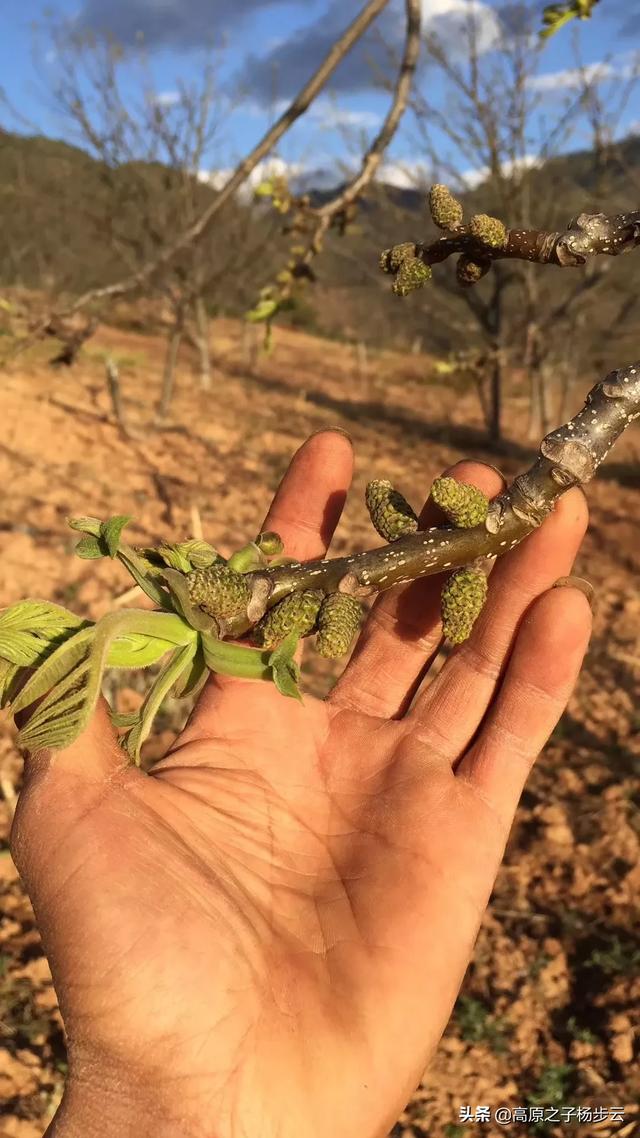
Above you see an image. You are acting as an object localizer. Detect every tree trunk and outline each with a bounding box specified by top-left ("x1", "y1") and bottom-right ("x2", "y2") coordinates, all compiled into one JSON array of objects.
[
  {"x1": 558, "y1": 364, "x2": 576, "y2": 426},
  {"x1": 157, "y1": 324, "x2": 183, "y2": 421},
  {"x1": 105, "y1": 358, "x2": 130, "y2": 438},
  {"x1": 241, "y1": 321, "x2": 260, "y2": 373},
  {"x1": 194, "y1": 296, "x2": 212, "y2": 391},
  {"x1": 540, "y1": 363, "x2": 554, "y2": 434}
]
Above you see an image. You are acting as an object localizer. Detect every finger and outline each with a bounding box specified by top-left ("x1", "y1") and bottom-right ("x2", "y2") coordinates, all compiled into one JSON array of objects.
[
  {"x1": 456, "y1": 584, "x2": 592, "y2": 829},
  {"x1": 188, "y1": 428, "x2": 353, "y2": 722},
  {"x1": 408, "y1": 486, "x2": 589, "y2": 760},
  {"x1": 260, "y1": 427, "x2": 354, "y2": 561},
  {"x1": 329, "y1": 461, "x2": 505, "y2": 719}
]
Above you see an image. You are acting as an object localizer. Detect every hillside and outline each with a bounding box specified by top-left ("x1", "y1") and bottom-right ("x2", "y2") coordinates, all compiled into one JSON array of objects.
[
  {"x1": 1, "y1": 127, "x2": 640, "y2": 365},
  {"x1": 0, "y1": 317, "x2": 639, "y2": 1136}
]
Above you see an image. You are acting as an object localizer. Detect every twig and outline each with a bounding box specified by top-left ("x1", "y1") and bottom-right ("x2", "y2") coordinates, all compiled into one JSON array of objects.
[
  {"x1": 304, "y1": 0, "x2": 421, "y2": 258},
  {"x1": 223, "y1": 360, "x2": 640, "y2": 637},
  {"x1": 105, "y1": 358, "x2": 131, "y2": 439},
  {"x1": 414, "y1": 210, "x2": 640, "y2": 274},
  {"x1": 260, "y1": 0, "x2": 421, "y2": 308},
  {"x1": 13, "y1": 0, "x2": 392, "y2": 354}
]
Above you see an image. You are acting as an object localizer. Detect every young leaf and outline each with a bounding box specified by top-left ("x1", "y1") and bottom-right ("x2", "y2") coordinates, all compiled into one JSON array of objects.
[
  {"x1": 0, "y1": 659, "x2": 21, "y2": 709},
  {"x1": 0, "y1": 602, "x2": 89, "y2": 668},
  {"x1": 12, "y1": 626, "x2": 95, "y2": 715},
  {"x1": 201, "y1": 632, "x2": 273, "y2": 680},
  {"x1": 15, "y1": 611, "x2": 197, "y2": 754},
  {"x1": 0, "y1": 600, "x2": 85, "y2": 635},
  {"x1": 268, "y1": 630, "x2": 303, "y2": 702},
  {"x1": 68, "y1": 516, "x2": 102, "y2": 536},
  {"x1": 116, "y1": 548, "x2": 173, "y2": 609},
  {"x1": 172, "y1": 642, "x2": 208, "y2": 698},
  {"x1": 107, "y1": 633, "x2": 178, "y2": 669},
  {"x1": 111, "y1": 710, "x2": 140, "y2": 729},
  {"x1": 246, "y1": 298, "x2": 279, "y2": 324},
  {"x1": 75, "y1": 535, "x2": 104, "y2": 560},
  {"x1": 227, "y1": 542, "x2": 266, "y2": 573},
  {"x1": 101, "y1": 515, "x2": 132, "y2": 558},
  {"x1": 270, "y1": 654, "x2": 302, "y2": 701},
  {"x1": 124, "y1": 641, "x2": 197, "y2": 765}
]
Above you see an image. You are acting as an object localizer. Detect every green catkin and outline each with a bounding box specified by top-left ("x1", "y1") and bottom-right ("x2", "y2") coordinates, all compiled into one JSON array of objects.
[
  {"x1": 430, "y1": 477, "x2": 490, "y2": 528},
  {"x1": 187, "y1": 566, "x2": 252, "y2": 621},
  {"x1": 379, "y1": 242, "x2": 417, "y2": 274},
  {"x1": 469, "y1": 213, "x2": 508, "y2": 249},
  {"x1": 316, "y1": 594, "x2": 363, "y2": 659},
  {"x1": 392, "y1": 256, "x2": 432, "y2": 297},
  {"x1": 456, "y1": 255, "x2": 490, "y2": 285},
  {"x1": 366, "y1": 480, "x2": 419, "y2": 542},
  {"x1": 429, "y1": 184, "x2": 464, "y2": 230},
  {"x1": 441, "y1": 568, "x2": 488, "y2": 644},
  {"x1": 254, "y1": 590, "x2": 324, "y2": 649}
]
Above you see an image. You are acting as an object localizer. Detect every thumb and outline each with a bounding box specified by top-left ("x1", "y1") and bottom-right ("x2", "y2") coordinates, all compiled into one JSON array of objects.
[{"x1": 10, "y1": 697, "x2": 128, "y2": 879}]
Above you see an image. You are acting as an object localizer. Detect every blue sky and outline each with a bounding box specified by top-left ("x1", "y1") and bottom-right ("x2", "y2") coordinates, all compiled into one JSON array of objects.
[{"x1": 1, "y1": 1, "x2": 639, "y2": 187}]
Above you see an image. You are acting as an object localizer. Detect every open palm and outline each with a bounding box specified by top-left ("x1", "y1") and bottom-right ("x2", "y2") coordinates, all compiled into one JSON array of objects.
[{"x1": 10, "y1": 430, "x2": 592, "y2": 1138}]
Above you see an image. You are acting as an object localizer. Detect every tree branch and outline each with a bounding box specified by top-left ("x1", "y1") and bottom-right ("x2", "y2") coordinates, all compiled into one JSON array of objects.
[
  {"x1": 28, "y1": 0, "x2": 393, "y2": 325},
  {"x1": 220, "y1": 360, "x2": 640, "y2": 638},
  {"x1": 245, "y1": 0, "x2": 421, "y2": 323},
  {"x1": 414, "y1": 210, "x2": 640, "y2": 274}
]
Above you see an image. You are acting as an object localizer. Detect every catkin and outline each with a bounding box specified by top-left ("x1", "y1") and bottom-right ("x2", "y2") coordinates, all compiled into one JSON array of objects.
[
  {"x1": 430, "y1": 477, "x2": 489, "y2": 528},
  {"x1": 254, "y1": 590, "x2": 324, "y2": 649},
  {"x1": 316, "y1": 594, "x2": 363, "y2": 659},
  {"x1": 441, "y1": 568, "x2": 488, "y2": 644},
  {"x1": 187, "y1": 566, "x2": 252, "y2": 621},
  {"x1": 366, "y1": 480, "x2": 419, "y2": 542}
]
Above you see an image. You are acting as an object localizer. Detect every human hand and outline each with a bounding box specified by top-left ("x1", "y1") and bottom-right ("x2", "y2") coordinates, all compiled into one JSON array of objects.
[{"x1": 10, "y1": 429, "x2": 592, "y2": 1138}]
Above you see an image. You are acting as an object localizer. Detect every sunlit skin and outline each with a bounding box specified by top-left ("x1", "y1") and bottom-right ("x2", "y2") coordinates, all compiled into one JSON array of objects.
[{"x1": 10, "y1": 430, "x2": 592, "y2": 1138}]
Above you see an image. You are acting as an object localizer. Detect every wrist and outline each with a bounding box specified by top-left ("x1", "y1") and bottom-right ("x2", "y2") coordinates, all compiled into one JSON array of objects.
[{"x1": 45, "y1": 1079, "x2": 212, "y2": 1138}]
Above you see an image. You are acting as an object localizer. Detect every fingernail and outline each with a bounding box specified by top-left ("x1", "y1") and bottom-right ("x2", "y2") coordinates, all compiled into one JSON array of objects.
[
  {"x1": 483, "y1": 462, "x2": 506, "y2": 482},
  {"x1": 552, "y1": 576, "x2": 595, "y2": 608},
  {"x1": 308, "y1": 425, "x2": 353, "y2": 443},
  {"x1": 444, "y1": 459, "x2": 506, "y2": 485}
]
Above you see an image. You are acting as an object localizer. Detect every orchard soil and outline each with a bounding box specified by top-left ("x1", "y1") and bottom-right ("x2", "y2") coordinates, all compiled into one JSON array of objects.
[{"x1": 0, "y1": 315, "x2": 638, "y2": 1137}]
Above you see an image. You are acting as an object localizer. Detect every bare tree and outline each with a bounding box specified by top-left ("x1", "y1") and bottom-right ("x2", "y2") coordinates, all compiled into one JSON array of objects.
[
  {"x1": 409, "y1": 1, "x2": 639, "y2": 443},
  {"x1": 42, "y1": 33, "x2": 278, "y2": 412},
  {"x1": 7, "y1": 0, "x2": 422, "y2": 416}
]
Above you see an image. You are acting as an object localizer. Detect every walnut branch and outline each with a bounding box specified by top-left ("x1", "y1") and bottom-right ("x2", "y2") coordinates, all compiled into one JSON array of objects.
[
  {"x1": 223, "y1": 361, "x2": 640, "y2": 637},
  {"x1": 417, "y1": 211, "x2": 640, "y2": 270},
  {"x1": 246, "y1": 0, "x2": 420, "y2": 326},
  {"x1": 301, "y1": 0, "x2": 421, "y2": 256},
  {"x1": 380, "y1": 188, "x2": 640, "y2": 295}
]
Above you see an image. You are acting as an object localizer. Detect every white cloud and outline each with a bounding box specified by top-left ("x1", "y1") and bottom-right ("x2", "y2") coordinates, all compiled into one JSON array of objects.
[
  {"x1": 153, "y1": 90, "x2": 181, "y2": 107},
  {"x1": 529, "y1": 52, "x2": 640, "y2": 92},
  {"x1": 376, "y1": 159, "x2": 431, "y2": 189},
  {"x1": 421, "y1": 0, "x2": 501, "y2": 55},
  {"x1": 198, "y1": 157, "x2": 306, "y2": 197},
  {"x1": 309, "y1": 104, "x2": 382, "y2": 131},
  {"x1": 460, "y1": 153, "x2": 543, "y2": 189}
]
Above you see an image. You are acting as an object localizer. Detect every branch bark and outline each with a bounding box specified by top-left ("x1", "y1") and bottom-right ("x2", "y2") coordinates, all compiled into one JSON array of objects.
[
  {"x1": 224, "y1": 360, "x2": 640, "y2": 637},
  {"x1": 412, "y1": 211, "x2": 640, "y2": 274},
  {"x1": 245, "y1": 0, "x2": 421, "y2": 323}
]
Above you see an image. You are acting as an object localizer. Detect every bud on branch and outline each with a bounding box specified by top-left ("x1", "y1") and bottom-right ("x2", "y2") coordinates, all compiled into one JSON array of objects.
[{"x1": 380, "y1": 186, "x2": 640, "y2": 297}]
